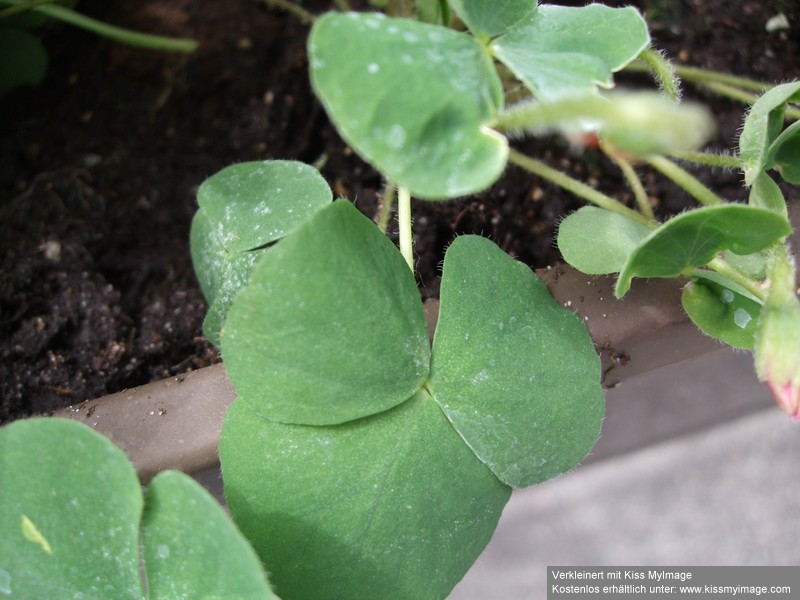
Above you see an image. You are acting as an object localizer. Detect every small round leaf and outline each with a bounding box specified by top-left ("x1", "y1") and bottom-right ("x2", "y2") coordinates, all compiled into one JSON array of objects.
[
  {"x1": 558, "y1": 206, "x2": 652, "y2": 275},
  {"x1": 309, "y1": 13, "x2": 507, "y2": 199}
]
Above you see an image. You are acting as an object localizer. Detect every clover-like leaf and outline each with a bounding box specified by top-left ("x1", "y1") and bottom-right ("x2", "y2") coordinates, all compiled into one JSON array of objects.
[
  {"x1": 191, "y1": 160, "x2": 332, "y2": 344},
  {"x1": 447, "y1": 0, "x2": 535, "y2": 39},
  {"x1": 0, "y1": 418, "x2": 143, "y2": 599},
  {"x1": 197, "y1": 160, "x2": 332, "y2": 254},
  {"x1": 190, "y1": 209, "x2": 262, "y2": 345},
  {"x1": 739, "y1": 81, "x2": 800, "y2": 185},
  {"x1": 221, "y1": 394, "x2": 510, "y2": 600},
  {"x1": 0, "y1": 418, "x2": 275, "y2": 600},
  {"x1": 142, "y1": 471, "x2": 278, "y2": 599},
  {"x1": 221, "y1": 200, "x2": 430, "y2": 426},
  {"x1": 491, "y1": 4, "x2": 650, "y2": 101},
  {"x1": 429, "y1": 236, "x2": 604, "y2": 487},
  {"x1": 557, "y1": 206, "x2": 652, "y2": 275},
  {"x1": 615, "y1": 204, "x2": 792, "y2": 297},
  {"x1": 681, "y1": 272, "x2": 762, "y2": 349},
  {"x1": 309, "y1": 12, "x2": 507, "y2": 199}
]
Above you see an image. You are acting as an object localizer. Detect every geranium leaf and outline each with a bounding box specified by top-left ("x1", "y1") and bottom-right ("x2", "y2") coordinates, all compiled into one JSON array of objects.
[
  {"x1": 221, "y1": 200, "x2": 430, "y2": 425},
  {"x1": 615, "y1": 205, "x2": 792, "y2": 297},
  {"x1": 220, "y1": 393, "x2": 510, "y2": 600},
  {"x1": 309, "y1": 12, "x2": 507, "y2": 199},
  {"x1": 557, "y1": 206, "x2": 652, "y2": 275},
  {"x1": 429, "y1": 235, "x2": 604, "y2": 487},
  {"x1": 491, "y1": 4, "x2": 650, "y2": 101}
]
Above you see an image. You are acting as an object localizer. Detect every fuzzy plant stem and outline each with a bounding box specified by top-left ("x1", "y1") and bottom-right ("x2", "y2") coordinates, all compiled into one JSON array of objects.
[
  {"x1": 637, "y1": 48, "x2": 681, "y2": 102},
  {"x1": 669, "y1": 150, "x2": 743, "y2": 169},
  {"x1": 601, "y1": 143, "x2": 655, "y2": 220},
  {"x1": 643, "y1": 155, "x2": 726, "y2": 207},
  {"x1": 397, "y1": 185, "x2": 414, "y2": 273},
  {"x1": 376, "y1": 181, "x2": 396, "y2": 234},
  {"x1": 30, "y1": 3, "x2": 197, "y2": 51},
  {"x1": 508, "y1": 149, "x2": 653, "y2": 227}
]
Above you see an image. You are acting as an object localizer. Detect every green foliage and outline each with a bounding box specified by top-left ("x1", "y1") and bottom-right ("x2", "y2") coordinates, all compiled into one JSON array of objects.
[
  {"x1": 615, "y1": 205, "x2": 791, "y2": 297},
  {"x1": 557, "y1": 206, "x2": 651, "y2": 275},
  {"x1": 221, "y1": 200, "x2": 429, "y2": 426},
  {"x1": 448, "y1": 0, "x2": 535, "y2": 38},
  {"x1": 190, "y1": 160, "x2": 331, "y2": 344},
  {"x1": 309, "y1": 3, "x2": 669, "y2": 200},
  {"x1": 429, "y1": 235, "x2": 603, "y2": 487},
  {"x1": 739, "y1": 81, "x2": 800, "y2": 185},
  {"x1": 215, "y1": 188, "x2": 603, "y2": 598},
  {"x1": 491, "y1": 4, "x2": 650, "y2": 101},
  {"x1": 681, "y1": 272, "x2": 761, "y2": 349},
  {"x1": 309, "y1": 12, "x2": 507, "y2": 199},
  {"x1": 0, "y1": 418, "x2": 275, "y2": 599}
]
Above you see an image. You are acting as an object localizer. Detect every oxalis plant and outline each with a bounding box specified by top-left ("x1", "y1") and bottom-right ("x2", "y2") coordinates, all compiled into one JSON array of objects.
[
  {"x1": 194, "y1": 3, "x2": 798, "y2": 600},
  {"x1": 3, "y1": 2, "x2": 799, "y2": 599}
]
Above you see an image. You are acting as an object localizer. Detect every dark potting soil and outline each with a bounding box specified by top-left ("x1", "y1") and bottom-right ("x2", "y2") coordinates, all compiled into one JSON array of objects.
[{"x1": 1, "y1": 0, "x2": 798, "y2": 422}]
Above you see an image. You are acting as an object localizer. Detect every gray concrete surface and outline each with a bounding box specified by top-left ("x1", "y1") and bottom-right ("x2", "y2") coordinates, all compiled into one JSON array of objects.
[{"x1": 449, "y1": 351, "x2": 800, "y2": 599}]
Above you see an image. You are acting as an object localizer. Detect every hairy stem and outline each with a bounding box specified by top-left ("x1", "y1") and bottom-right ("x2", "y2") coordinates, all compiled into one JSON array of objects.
[
  {"x1": 31, "y1": 3, "x2": 197, "y2": 51},
  {"x1": 376, "y1": 181, "x2": 396, "y2": 234},
  {"x1": 508, "y1": 149, "x2": 653, "y2": 227},
  {"x1": 669, "y1": 150, "x2": 743, "y2": 169},
  {"x1": 397, "y1": 185, "x2": 414, "y2": 273},
  {"x1": 638, "y1": 48, "x2": 681, "y2": 102},
  {"x1": 643, "y1": 155, "x2": 726, "y2": 207},
  {"x1": 602, "y1": 142, "x2": 655, "y2": 220}
]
